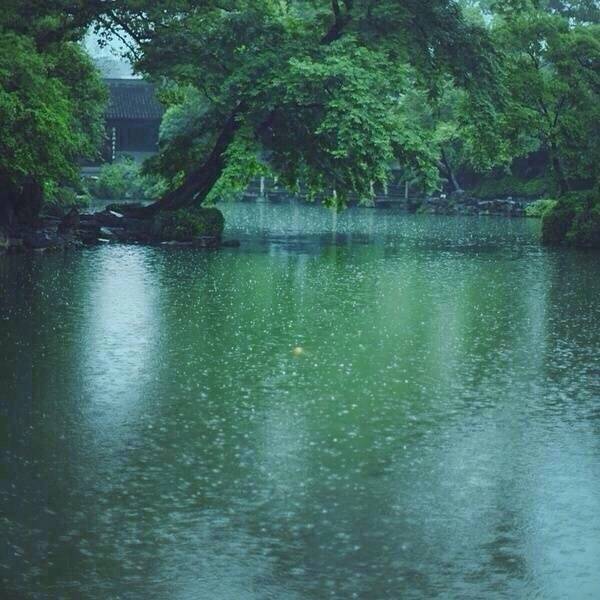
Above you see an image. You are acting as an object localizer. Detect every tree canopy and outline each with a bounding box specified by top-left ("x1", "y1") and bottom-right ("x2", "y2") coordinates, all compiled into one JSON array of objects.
[
  {"x1": 96, "y1": 0, "x2": 498, "y2": 210},
  {"x1": 0, "y1": 1, "x2": 106, "y2": 224},
  {"x1": 0, "y1": 0, "x2": 598, "y2": 229}
]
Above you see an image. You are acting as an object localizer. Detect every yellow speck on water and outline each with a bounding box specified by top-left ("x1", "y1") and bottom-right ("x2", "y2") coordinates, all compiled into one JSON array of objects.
[{"x1": 292, "y1": 346, "x2": 304, "y2": 356}]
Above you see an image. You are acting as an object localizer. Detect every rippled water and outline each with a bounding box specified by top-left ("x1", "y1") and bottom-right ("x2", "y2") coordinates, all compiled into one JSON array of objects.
[{"x1": 1, "y1": 204, "x2": 600, "y2": 599}]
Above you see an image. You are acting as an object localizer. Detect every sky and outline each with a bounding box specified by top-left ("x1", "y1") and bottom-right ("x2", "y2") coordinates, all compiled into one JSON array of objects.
[{"x1": 84, "y1": 31, "x2": 136, "y2": 78}]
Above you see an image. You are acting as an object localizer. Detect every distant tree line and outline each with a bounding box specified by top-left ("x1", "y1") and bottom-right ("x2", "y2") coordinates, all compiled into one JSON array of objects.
[{"x1": 0, "y1": 1, "x2": 598, "y2": 243}]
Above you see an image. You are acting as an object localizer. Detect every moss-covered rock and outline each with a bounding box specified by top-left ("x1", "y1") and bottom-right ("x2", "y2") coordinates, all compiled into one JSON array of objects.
[
  {"x1": 567, "y1": 206, "x2": 600, "y2": 248},
  {"x1": 541, "y1": 190, "x2": 600, "y2": 248},
  {"x1": 541, "y1": 203, "x2": 575, "y2": 245},
  {"x1": 153, "y1": 206, "x2": 225, "y2": 242}
]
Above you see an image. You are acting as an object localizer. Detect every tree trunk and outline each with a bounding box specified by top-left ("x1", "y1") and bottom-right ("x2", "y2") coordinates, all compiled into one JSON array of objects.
[
  {"x1": 550, "y1": 142, "x2": 569, "y2": 195},
  {"x1": 137, "y1": 2, "x2": 354, "y2": 217},
  {"x1": 439, "y1": 148, "x2": 462, "y2": 193},
  {"x1": 139, "y1": 106, "x2": 243, "y2": 216}
]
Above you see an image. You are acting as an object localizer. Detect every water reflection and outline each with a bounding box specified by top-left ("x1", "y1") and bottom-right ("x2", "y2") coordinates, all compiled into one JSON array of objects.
[
  {"x1": 77, "y1": 246, "x2": 162, "y2": 451},
  {"x1": 1, "y1": 205, "x2": 599, "y2": 598}
]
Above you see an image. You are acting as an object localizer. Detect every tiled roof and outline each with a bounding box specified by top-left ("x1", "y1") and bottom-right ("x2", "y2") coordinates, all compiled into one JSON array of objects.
[{"x1": 105, "y1": 79, "x2": 164, "y2": 120}]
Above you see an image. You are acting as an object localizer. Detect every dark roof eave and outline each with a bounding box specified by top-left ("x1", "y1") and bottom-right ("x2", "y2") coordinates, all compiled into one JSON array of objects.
[{"x1": 104, "y1": 78, "x2": 164, "y2": 121}]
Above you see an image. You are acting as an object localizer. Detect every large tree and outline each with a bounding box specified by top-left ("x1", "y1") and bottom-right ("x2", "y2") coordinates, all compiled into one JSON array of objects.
[
  {"x1": 0, "y1": 1, "x2": 106, "y2": 226},
  {"x1": 482, "y1": 3, "x2": 600, "y2": 193},
  {"x1": 99, "y1": 1, "x2": 498, "y2": 212}
]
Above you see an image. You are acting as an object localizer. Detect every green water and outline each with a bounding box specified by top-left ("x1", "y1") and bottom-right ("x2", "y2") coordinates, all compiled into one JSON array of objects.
[{"x1": 1, "y1": 204, "x2": 600, "y2": 599}]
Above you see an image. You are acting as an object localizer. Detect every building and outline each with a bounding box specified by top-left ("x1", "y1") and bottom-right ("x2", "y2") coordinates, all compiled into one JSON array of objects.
[{"x1": 104, "y1": 79, "x2": 164, "y2": 163}]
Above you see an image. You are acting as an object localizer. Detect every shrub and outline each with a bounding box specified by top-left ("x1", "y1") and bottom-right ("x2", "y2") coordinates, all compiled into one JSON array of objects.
[
  {"x1": 566, "y1": 203, "x2": 600, "y2": 248},
  {"x1": 525, "y1": 198, "x2": 557, "y2": 218},
  {"x1": 541, "y1": 203, "x2": 575, "y2": 245},
  {"x1": 86, "y1": 159, "x2": 167, "y2": 200},
  {"x1": 470, "y1": 175, "x2": 552, "y2": 200},
  {"x1": 541, "y1": 190, "x2": 600, "y2": 247},
  {"x1": 42, "y1": 181, "x2": 90, "y2": 217}
]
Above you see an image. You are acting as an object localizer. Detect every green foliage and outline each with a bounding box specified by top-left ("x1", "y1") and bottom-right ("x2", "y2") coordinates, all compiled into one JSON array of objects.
[
  {"x1": 0, "y1": 33, "x2": 104, "y2": 187},
  {"x1": 487, "y1": 9, "x2": 600, "y2": 191},
  {"x1": 206, "y1": 128, "x2": 269, "y2": 203},
  {"x1": 447, "y1": 1, "x2": 600, "y2": 203},
  {"x1": 259, "y1": 42, "x2": 440, "y2": 205},
  {"x1": 0, "y1": 5, "x2": 106, "y2": 216},
  {"x1": 108, "y1": 0, "x2": 498, "y2": 208},
  {"x1": 42, "y1": 181, "x2": 90, "y2": 217},
  {"x1": 87, "y1": 159, "x2": 167, "y2": 200},
  {"x1": 1, "y1": 0, "x2": 596, "y2": 230},
  {"x1": 541, "y1": 203, "x2": 575, "y2": 245},
  {"x1": 541, "y1": 190, "x2": 600, "y2": 246},
  {"x1": 154, "y1": 207, "x2": 225, "y2": 241},
  {"x1": 525, "y1": 197, "x2": 557, "y2": 217},
  {"x1": 567, "y1": 202, "x2": 600, "y2": 247},
  {"x1": 470, "y1": 174, "x2": 551, "y2": 199}
]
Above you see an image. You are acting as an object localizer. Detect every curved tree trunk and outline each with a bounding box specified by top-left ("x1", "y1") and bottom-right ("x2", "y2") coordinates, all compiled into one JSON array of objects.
[
  {"x1": 133, "y1": 3, "x2": 353, "y2": 218},
  {"x1": 550, "y1": 142, "x2": 569, "y2": 195},
  {"x1": 439, "y1": 148, "x2": 462, "y2": 193},
  {"x1": 136, "y1": 106, "x2": 243, "y2": 217}
]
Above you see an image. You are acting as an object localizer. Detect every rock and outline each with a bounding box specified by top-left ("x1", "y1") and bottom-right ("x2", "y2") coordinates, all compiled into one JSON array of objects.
[
  {"x1": 40, "y1": 216, "x2": 63, "y2": 228},
  {"x1": 78, "y1": 222, "x2": 101, "y2": 244},
  {"x1": 108, "y1": 227, "x2": 140, "y2": 242},
  {"x1": 99, "y1": 227, "x2": 118, "y2": 240},
  {"x1": 7, "y1": 237, "x2": 24, "y2": 251},
  {"x1": 96, "y1": 209, "x2": 125, "y2": 227},
  {"x1": 22, "y1": 229, "x2": 62, "y2": 250},
  {"x1": 161, "y1": 240, "x2": 194, "y2": 247},
  {"x1": 105, "y1": 202, "x2": 145, "y2": 214},
  {"x1": 58, "y1": 207, "x2": 80, "y2": 233},
  {"x1": 79, "y1": 213, "x2": 99, "y2": 224},
  {"x1": 153, "y1": 207, "x2": 225, "y2": 242},
  {"x1": 194, "y1": 236, "x2": 220, "y2": 249}
]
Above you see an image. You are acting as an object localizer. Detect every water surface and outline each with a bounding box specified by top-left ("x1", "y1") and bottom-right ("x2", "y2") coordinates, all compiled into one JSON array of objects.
[{"x1": 1, "y1": 205, "x2": 600, "y2": 599}]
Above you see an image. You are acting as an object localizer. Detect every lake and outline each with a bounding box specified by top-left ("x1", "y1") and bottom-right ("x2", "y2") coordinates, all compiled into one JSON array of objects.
[{"x1": 1, "y1": 204, "x2": 600, "y2": 599}]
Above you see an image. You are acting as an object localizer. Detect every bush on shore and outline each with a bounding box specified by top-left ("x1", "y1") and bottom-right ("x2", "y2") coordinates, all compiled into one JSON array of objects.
[
  {"x1": 41, "y1": 182, "x2": 90, "y2": 217},
  {"x1": 85, "y1": 159, "x2": 167, "y2": 201},
  {"x1": 468, "y1": 175, "x2": 551, "y2": 200},
  {"x1": 525, "y1": 198, "x2": 557, "y2": 218},
  {"x1": 541, "y1": 190, "x2": 600, "y2": 248}
]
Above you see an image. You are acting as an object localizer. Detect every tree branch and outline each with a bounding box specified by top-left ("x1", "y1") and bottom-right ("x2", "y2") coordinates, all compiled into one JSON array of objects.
[{"x1": 321, "y1": 0, "x2": 352, "y2": 44}]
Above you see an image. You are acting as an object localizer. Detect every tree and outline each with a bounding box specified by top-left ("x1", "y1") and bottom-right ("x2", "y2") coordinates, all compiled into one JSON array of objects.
[
  {"x1": 98, "y1": 1, "x2": 498, "y2": 212},
  {"x1": 0, "y1": 2, "x2": 106, "y2": 226},
  {"x1": 490, "y1": 8, "x2": 600, "y2": 193}
]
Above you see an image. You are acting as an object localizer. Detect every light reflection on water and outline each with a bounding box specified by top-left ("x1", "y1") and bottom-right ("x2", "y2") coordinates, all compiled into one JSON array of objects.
[{"x1": 1, "y1": 204, "x2": 600, "y2": 599}]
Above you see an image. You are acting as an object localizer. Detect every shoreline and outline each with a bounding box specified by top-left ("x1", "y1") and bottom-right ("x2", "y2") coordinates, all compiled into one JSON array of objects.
[{"x1": 0, "y1": 196, "x2": 539, "y2": 256}]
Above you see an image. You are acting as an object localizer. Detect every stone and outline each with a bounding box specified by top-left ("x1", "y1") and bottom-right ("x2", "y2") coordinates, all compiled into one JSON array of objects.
[
  {"x1": 194, "y1": 236, "x2": 220, "y2": 249},
  {"x1": 160, "y1": 240, "x2": 194, "y2": 247},
  {"x1": 221, "y1": 239, "x2": 241, "y2": 248},
  {"x1": 105, "y1": 202, "x2": 144, "y2": 214},
  {"x1": 58, "y1": 208, "x2": 80, "y2": 233},
  {"x1": 99, "y1": 227, "x2": 118, "y2": 240},
  {"x1": 96, "y1": 209, "x2": 125, "y2": 227},
  {"x1": 22, "y1": 230, "x2": 61, "y2": 250}
]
